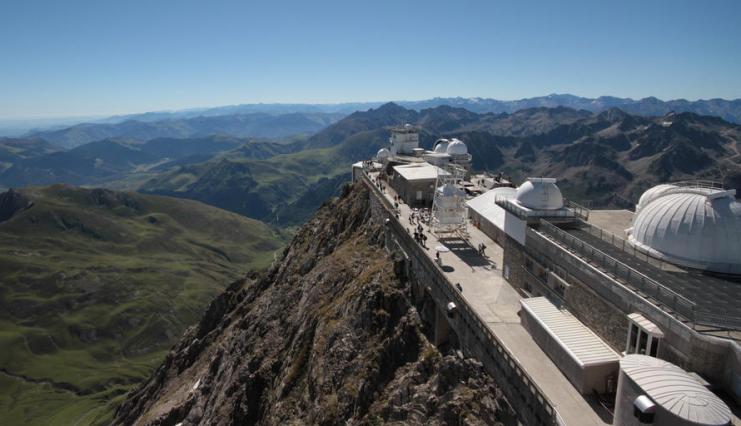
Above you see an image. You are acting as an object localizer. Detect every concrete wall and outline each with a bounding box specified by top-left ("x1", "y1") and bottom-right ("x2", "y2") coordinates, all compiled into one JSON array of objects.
[
  {"x1": 502, "y1": 235, "x2": 527, "y2": 294},
  {"x1": 564, "y1": 278, "x2": 628, "y2": 352}
]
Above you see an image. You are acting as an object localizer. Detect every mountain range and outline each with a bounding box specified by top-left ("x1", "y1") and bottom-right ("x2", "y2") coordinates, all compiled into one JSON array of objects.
[
  {"x1": 2, "y1": 100, "x2": 740, "y2": 424},
  {"x1": 83, "y1": 94, "x2": 741, "y2": 126},
  {"x1": 5, "y1": 93, "x2": 741, "y2": 139},
  {"x1": 25, "y1": 112, "x2": 344, "y2": 149},
  {"x1": 2, "y1": 103, "x2": 739, "y2": 226},
  {"x1": 128, "y1": 103, "x2": 741, "y2": 223}
]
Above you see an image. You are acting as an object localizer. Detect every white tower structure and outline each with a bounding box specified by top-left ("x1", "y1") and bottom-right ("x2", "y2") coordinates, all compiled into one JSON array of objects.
[
  {"x1": 431, "y1": 164, "x2": 467, "y2": 235},
  {"x1": 389, "y1": 124, "x2": 420, "y2": 157}
]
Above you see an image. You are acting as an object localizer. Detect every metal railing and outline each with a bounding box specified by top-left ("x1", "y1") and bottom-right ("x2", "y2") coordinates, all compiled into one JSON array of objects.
[
  {"x1": 360, "y1": 171, "x2": 562, "y2": 426},
  {"x1": 535, "y1": 220, "x2": 698, "y2": 324},
  {"x1": 673, "y1": 180, "x2": 726, "y2": 190},
  {"x1": 564, "y1": 200, "x2": 590, "y2": 221},
  {"x1": 576, "y1": 221, "x2": 741, "y2": 330},
  {"x1": 578, "y1": 220, "x2": 671, "y2": 271},
  {"x1": 495, "y1": 196, "x2": 577, "y2": 221}
]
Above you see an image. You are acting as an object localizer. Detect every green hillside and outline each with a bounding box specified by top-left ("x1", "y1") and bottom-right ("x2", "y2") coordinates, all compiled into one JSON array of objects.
[{"x1": 0, "y1": 186, "x2": 286, "y2": 425}]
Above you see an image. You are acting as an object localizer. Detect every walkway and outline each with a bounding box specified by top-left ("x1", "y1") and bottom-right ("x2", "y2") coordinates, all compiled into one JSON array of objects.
[{"x1": 368, "y1": 171, "x2": 611, "y2": 426}]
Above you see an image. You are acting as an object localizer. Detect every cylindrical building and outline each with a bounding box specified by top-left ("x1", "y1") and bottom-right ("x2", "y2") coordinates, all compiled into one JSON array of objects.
[{"x1": 614, "y1": 355, "x2": 731, "y2": 426}]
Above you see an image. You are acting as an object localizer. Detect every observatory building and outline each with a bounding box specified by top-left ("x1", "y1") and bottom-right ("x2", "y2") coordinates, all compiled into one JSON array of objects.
[
  {"x1": 486, "y1": 179, "x2": 741, "y2": 406},
  {"x1": 354, "y1": 129, "x2": 738, "y2": 425}
]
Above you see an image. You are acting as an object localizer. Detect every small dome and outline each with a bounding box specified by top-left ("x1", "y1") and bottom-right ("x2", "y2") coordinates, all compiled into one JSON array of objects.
[
  {"x1": 433, "y1": 139, "x2": 450, "y2": 153},
  {"x1": 636, "y1": 184, "x2": 676, "y2": 212},
  {"x1": 376, "y1": 148, "x2": 390, "y2": 161},
  {"x1": 515, "y1": 178, "x2": 564, "y2": 210},
  {"x1": 446, "y1": 138, "x2": 468, "y2": 156},
  {"x1": 629, "y1": 187, "x2": 741, "y2": 273},
  {"x1": 620, "y1": 355, "x2": 732, "y2": 426}
]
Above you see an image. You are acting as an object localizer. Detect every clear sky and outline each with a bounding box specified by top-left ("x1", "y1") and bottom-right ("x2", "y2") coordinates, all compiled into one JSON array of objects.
[{"x1": 1, "y1": 0, "x2": 740, "y2": 119}]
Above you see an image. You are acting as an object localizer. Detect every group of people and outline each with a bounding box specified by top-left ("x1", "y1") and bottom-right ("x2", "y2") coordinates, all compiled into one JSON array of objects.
[
  {"x1": 413, "y1": 224, "x2": 427, "y2": 248},
  {"x1": 408, "y1": 208, "x2": 429, "y2": 226},
  {"x1": 372, "y1": 177, "x2": 386, "y2": 192}
]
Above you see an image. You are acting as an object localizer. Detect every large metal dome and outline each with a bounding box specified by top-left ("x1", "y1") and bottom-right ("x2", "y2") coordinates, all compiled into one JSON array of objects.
[
  {"x1": 636, "y1": 184, "x2": 676, "y2": 213},
  {"x1": 515, "y1": 178, "x2": 564, "y2": 210},
  {"x1": 628, "y1": 186, "x2": 741, "y2": 274},
  {"x1": 446, "y1": 138, "x2": 468, "y2": 156}
]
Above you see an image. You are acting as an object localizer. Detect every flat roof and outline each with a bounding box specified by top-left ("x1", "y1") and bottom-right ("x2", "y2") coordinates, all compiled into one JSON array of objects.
[
  {"x1": 621, "y1": 355, "x2": 731, "y2": 424},
  {"x1": 521, "y1": 297, "x2": 621, "y2": 367},
  {"x1": 587, "y1": 209, "x2": 634, "y2": 237},
  {"x1": 393, "y1": 163, "x2": 449, "y2": 181},
  {"x1": 466, "y1": 187, "x2": 517, "y2": 229}
]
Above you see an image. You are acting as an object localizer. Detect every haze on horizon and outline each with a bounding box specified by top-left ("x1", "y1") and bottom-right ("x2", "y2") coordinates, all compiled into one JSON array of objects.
[{"x1": 1, "y1": 0, "x2": 740, "y2": 120}]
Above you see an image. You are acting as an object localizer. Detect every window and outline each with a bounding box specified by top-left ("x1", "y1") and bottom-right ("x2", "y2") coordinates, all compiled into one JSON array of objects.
[
  {"x1": 628, "y1": 324, "x2": 639, "y2": 353},
  {"x1": 626, "y1": 315, "x2": 663, "y2": 357},
  {"x1": 638, "y1": 330, "x2": 648, "y2": 355},
  {"x1": 504, "y1": 265, "x2": 510, "y2": 280},
  {"x1": 649, "y1": 338, "x2": 660, "y2": 357},
  {"x1": 416, "y1": 190, "x2": 423, "y2": 200}
]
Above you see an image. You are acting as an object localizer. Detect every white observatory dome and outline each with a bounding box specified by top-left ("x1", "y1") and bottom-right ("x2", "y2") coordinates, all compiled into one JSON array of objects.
[
  {"x1": 636, "y1": 184, "x2": 677, "y2": 212},
  {"x1": 446, "y1": 138, "x2": 468, "y2": 156},
  {"x1": 376, "y1": 148, "x2": 391, "y2": 161},
  {"x1": 628, "y1": 186, "x2": 741, "y2": 273},
  {"x1": 515, "y1": 178, "x2": 564, "y2": 210},
  {"x1": 433, "y1": 139, "x2": 450, "y2": 153}
]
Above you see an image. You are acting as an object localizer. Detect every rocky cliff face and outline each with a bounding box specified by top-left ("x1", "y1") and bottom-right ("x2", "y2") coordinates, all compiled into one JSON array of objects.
[{"x1": 115, "y1": 183, "x2": 512, "y2": 426}]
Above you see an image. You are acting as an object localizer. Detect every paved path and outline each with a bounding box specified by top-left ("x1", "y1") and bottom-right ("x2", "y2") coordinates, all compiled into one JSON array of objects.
[{"x1": 370, "y1": 173, "x2": 610, "y2": 425}]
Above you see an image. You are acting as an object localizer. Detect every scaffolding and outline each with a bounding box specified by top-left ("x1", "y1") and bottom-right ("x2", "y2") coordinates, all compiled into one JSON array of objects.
[{"x1": 431, "y1": 164, "x2": 467, "y2": 236}]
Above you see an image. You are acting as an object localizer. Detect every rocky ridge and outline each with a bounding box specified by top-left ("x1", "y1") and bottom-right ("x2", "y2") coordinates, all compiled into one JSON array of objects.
[{"x1": 115, "y1": 182, "x2": 512, "y2": 425}]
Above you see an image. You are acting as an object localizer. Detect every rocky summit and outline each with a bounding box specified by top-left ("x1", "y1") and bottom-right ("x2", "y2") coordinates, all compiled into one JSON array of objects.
[{"x1": 115, "y1": 183, "x2": 513, "y2": 426}]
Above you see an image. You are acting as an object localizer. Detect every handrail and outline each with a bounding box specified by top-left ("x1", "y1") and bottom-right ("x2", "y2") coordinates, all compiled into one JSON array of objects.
[
  {"x1": 573, "y1": 220, "x2": 741, "y2": 330},
  {"x1": 494, "y1": 197, "x2": 576, "y2": 220},
  {"x1": 672, "y1": 180, "x2": 726, "y2": 190},
  {"x1": 536, "y1": 220, "x2": 697, "y2": 323},
  {"x1": 360, "y1": 169, "x2": 561, "y2": 426}
]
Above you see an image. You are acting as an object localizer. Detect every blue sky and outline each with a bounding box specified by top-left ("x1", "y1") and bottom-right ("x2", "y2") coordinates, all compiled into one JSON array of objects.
[{"x1": 1, "y1": 0, "x2": 740, "y2": 119}]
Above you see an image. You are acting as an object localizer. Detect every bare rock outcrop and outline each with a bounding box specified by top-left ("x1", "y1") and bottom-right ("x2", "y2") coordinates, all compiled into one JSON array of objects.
[{"x1": 115, "y1": 182, "x2": 512, "y2": 426}]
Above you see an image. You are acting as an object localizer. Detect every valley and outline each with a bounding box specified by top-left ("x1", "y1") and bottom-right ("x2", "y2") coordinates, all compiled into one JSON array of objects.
[{"x1": 0, "y1": 186, "x2": 286, "y2": 424}]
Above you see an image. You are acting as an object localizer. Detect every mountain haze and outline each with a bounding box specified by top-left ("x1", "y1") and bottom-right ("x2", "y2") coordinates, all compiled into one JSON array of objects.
[{"x1": 27, "y1": 112, "x2": 344, "y2": 149}]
